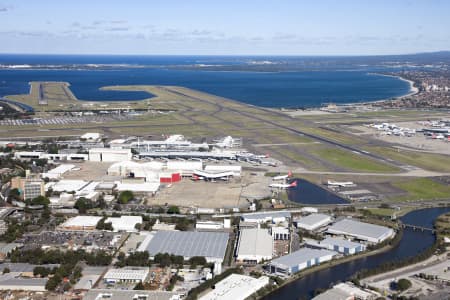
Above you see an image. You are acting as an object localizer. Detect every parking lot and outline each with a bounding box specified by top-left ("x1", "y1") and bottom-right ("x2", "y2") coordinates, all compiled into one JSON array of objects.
[
  {"x1": 17, "y1": 231, "x2": 124, "y2": 253},
  {"x1": 0, "y1": 113, "x2": 141, "y2": 126}
]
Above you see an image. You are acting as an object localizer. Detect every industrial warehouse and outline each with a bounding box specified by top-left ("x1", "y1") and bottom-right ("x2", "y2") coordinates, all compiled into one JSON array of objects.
[
  {"x1": 138, "y1": 231, "x2": 230, "y2": 263},
  {"x1": 327, "y1": 218, "x2": 395, "y2": 244},
  {"x1": 236, "y1": 228, "x2": 273, "y2": 264},
  {"x1": 268, "y1": 248, "x2": 337, "y2": 276}
]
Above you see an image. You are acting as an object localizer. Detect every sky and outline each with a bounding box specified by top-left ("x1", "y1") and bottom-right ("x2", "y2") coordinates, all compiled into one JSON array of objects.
[{"x1": 0, "y1": 0, "x2": 449, "y2": 55}]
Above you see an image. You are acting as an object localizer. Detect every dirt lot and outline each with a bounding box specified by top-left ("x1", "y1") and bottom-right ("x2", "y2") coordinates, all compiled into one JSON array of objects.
[{"x1": 150, "y1": 171, "x2": 271, "y2": 209}]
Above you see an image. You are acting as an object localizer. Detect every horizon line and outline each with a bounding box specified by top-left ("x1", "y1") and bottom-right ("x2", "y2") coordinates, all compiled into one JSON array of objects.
[{"x1": 0, "y1": 50, "x2": 449, "y2": 58}]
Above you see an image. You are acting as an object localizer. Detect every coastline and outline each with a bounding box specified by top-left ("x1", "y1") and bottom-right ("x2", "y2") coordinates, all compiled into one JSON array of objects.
[
  {"x1": 272, "y1": 72, "x2": 420, "y2": 113},
  {"x1": 370, "y1": 72, "x2": 419, "y2": 99}
]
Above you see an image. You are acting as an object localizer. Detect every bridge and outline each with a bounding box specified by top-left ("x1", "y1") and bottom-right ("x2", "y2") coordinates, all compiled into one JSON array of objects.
[{"x1": 401, "y1": 223, "x2": 436, "y2": 233}]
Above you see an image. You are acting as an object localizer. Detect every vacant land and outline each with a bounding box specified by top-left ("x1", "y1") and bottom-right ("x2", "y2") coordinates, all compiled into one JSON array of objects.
[
  {"x1": 390, "y1": 178, "x2": 450, "y2": 202},
  {"x1": 366, "y1": 146, "x2": 450, "y2": 172},
  {"x1": 314, "y1": 147, "x2": 400, "y2": 173}
]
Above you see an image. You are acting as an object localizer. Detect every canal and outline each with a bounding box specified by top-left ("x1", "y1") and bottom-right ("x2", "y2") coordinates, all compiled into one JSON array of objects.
[
  {"x1": 263, "y1": 206, "x2": 450, "y2": 300},
  {"x1": 288, "y1": 178, "x2": 347, "y2": 205}
]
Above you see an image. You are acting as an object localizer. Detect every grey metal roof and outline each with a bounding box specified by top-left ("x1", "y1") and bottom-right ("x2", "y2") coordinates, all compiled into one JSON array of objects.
[
  {"x1": 270, "y1": 248, "x2": 336, "y2": 268},
  {"x1": 312, "y1": 289, "x2": 351, "y2": 300},
  {"x1": 242, "y1": 211, "x2": 291, "y2": 221},
  {"x1": 0, "y1": 263, "x2": 59, "y2": 273},
  {"x1": 84, "y1": 289, "x2": 180, "y2": 300},
  {"x1": 295, "y1": 213, "x2": 331, "y2": 226},
  {"x1": 327, "y1": 219, "x2": 392, "y2": 240},
  {"x1": 0, "y1": 274, "x2": 48, "y2": 287},
  {"x1": 320, "y1": 237, "x2": 362, "y2": 249},
  {"x1": 237, "y1": 228, "x2": 273, "y2": 257},
  {"x1": 145, "y1": 231, "x2": 229, "y2": 260}
]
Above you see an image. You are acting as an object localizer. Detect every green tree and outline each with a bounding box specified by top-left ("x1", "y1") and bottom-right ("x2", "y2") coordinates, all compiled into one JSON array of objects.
[
  {"x1": 189, "y1": 256, "x2": 207, "y2": 268},
  {"x1": 74, "y1": 197, "x2": 93, "y2": 214},
  {"x1": 2, "y1": 267, "x2": 10, "y2": 274},
  {"x1": 30, "y1": 195, "x2": 50, "y2": 207},
  {"x1": 134, "y1": 281, "x2": 145, "y2": 290},
  {"x1": 96, "y1": 217, "x2": 113, "y2": 231},
  {"x1": 396, "y1": 278, "x2": 412, "y2": 291},
  {"x1": 33, "y1": 266, "x2": 50, "y2": 277},
  {"x1": 167, "y1": 206, "x2": 180, "y2": 214},
  {"x1": 118, "y1": 191, "x2": 134, "y2": 204}
]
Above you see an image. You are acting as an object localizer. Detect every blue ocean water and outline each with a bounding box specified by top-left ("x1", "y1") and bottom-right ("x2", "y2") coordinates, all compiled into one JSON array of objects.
[{"x1": 0, "y1": 55, "x2": 412, "y2": 107}]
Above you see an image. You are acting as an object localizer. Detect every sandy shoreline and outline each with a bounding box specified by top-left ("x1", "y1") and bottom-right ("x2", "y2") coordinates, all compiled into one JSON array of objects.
[
  {"x1": 273, "y1": 72, "x2": 420, "y2": 114},
  {"x1": 372, "y1": 72, "x2": 419, "y2": 98}
]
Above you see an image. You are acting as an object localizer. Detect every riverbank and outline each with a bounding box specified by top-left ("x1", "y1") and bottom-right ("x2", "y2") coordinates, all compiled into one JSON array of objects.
[
  {"x1": 261, "y1": 206, "x2": 450, "y2": 300},
  {"x1": 257, "y1": 228, "x2": 403, "y2": 299}
]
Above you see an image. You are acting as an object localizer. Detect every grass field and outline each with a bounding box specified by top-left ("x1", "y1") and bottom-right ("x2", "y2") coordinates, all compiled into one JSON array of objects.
[
  {"x1": 366, "y1": 146, "x2": 450, "y2": 172},
  {"x1": 391, "y1": 178, "x2": 450, "y2": 201},
  {"x1": 314, "y1": 147, "x2": 400, "y2": 173}
]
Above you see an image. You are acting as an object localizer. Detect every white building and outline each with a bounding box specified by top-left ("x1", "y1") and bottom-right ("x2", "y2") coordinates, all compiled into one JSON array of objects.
[
  {"x1": 115, "y1": 181, "x2": 160, "y2": 194},
  {"x1": 271, "y1": 227, "x2": 290, "y2": 240},
  {"x1": 60, "y1": 216, "x2": 102, "y2": 231},
  {"x1": 107, "y1": 161, "x2": 164, "y2": 179},
  {"x1": 199, "y1": 274, "x2": 269, "y2": 300},
  {"x1": 269, "y1": 248, "x2": 337, "y2": 276},
  {"x1": 241, "y1": 211, "x2": 291, "y2": 224},
  {"x1": 204, "y1": 165, "x2": 242, "y2": 177},
  {"x1": 327, "y1": 219, "x2": 395, "y2": 244},
  {"x1": 89, "y1": 148, "x2": 132, "y2": 162},
  {"x1": 46, "y1": 180, "x2": 89, "y2": 193},
  {"x1": 312, "y1": 282, "x2": 380, "y2": 300},
  {"x1": 41, "y1": 164, "x2": 76, "y2": 180},
  {"x1": 294, "y1": 213, "x2": 332, "y2": 231},
  {"x1": 196, "y1": 221, "x2": 224, "y2": 230},
  {"x1": 166, "y1": 161, "x2": 203, "y2": 176},
  {"x1": 319, "y1": 237, "x2": 366, "y2": 255},
  {"x1": 236, "y1": 228, "x2": 273, "y2": 264},
  {"x1": 103, "y1": 267, "x2": 149, "y2": 283},
  {"x1": 105, "y1": 216, "x2": 143, "y2": 232},
  {"x1": 196, "y1": 219, "x2": 230, "y2": 230}
]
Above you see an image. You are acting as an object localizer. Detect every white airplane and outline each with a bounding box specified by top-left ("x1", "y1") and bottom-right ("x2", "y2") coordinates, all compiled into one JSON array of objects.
[
  {"x1": 272, "y1": 171, "x2": 293, "y2": 181},
  {"x1": 269, "y1": 180, "x2": 297, "y2": 189},
  {"x1": 327, "y1": 180, "x2": 354, "y2": 187}
]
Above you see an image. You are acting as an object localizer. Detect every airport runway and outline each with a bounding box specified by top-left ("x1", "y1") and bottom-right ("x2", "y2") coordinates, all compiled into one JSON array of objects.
[{"x1": 162, "y1": 87, "x2": 412, "y2": 171}]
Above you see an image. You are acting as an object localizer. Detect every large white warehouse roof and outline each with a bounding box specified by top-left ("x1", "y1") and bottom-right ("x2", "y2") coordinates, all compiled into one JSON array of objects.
[
  {"x1": 61, "y1": 216, "x2": 102, "y2": 228},
  {"x1": 270, "y1": 248, "x2": 336, "y2": 270},
  {"x1": 236, "y1": 228, "x2": 273, "y2": 262},
  {"x1": 295, "y1": 213, "x2": 332, "y2": 231},
  {"x1": 199, "y1": 274, "x2": 269, "y2": 300},
  {"x1": 139, "y1": 231, "x2": 229, "y2": 263},
  {"x1": 327, "y1": 219, "x2": 394, "y2": 243},
  {"x1": 105, "y1": 216, "x2": 143, "y2": 232}
]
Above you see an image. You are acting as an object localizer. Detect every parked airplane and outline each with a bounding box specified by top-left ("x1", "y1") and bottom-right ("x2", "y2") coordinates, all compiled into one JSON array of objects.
[
  {"x1": 269, "y1": 180, "x2": 297, "y2": 189},
  {"x1": 272, "y1": 171, "x2": 293, "y2": 181},
  {"x1": 192, "y1": 175, "x2": 204, "y2": 181},
  {"x1": 327, "y1": 180, "x2": 354, "y2": 187}
]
